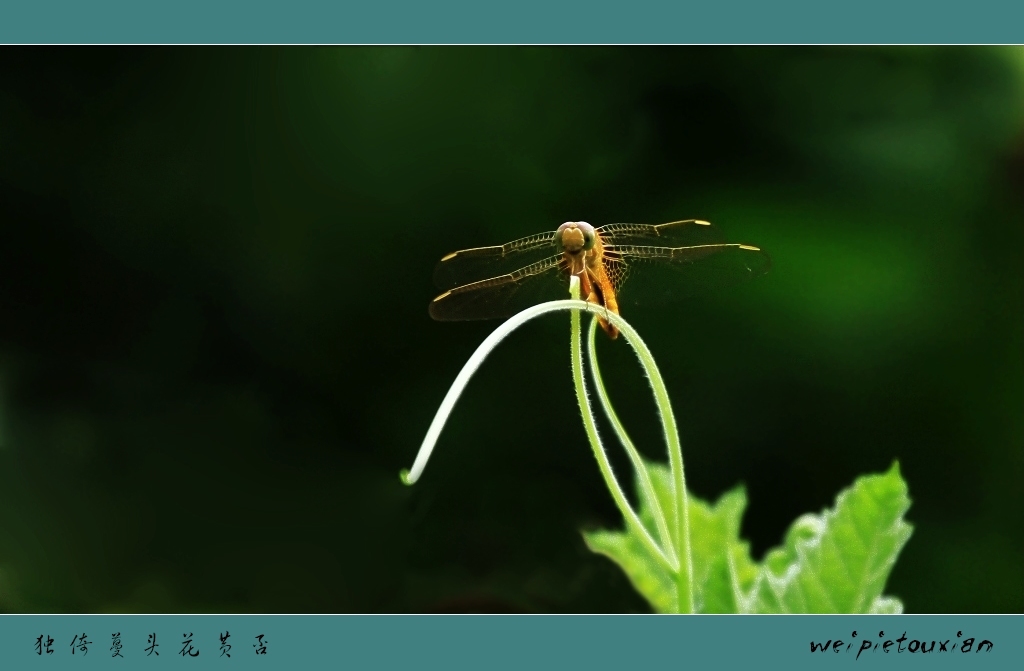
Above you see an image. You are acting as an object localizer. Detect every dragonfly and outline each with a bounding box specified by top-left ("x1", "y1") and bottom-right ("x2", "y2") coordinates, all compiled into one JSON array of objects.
[{"x1": 429, "y1": 219, "x2": 770, "y2": 338}]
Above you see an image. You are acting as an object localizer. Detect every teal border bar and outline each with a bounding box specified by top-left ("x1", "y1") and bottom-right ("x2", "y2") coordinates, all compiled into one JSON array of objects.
[
  {"x1": 1, "y1": 615, "x2": 1021, "y2": 669},
  {"x1": 1, "y1": 1, "x2": 1023, "y2": 43}
]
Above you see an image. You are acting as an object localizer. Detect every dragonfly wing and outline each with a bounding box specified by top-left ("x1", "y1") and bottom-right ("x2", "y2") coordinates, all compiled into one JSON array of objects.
[
  {"x1": 429, "y1": 255, "x2": 569, "y2": 321},
  {"x1": 597, "y1": 219, "x2": 726, "y2": 247},
  {"x1": 433, "y1": 230, "x2": 559, "y2": 290},
  {"x1": 604, "y1": 240, "x2": 770, "y2": 307}
]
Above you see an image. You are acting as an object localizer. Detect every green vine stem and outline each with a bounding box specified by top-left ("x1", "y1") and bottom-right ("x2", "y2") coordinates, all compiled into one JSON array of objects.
[
  {"x1": 584, "y1": 315, "x2": 676, "y2": 569},
  {"x1": 566, "y1": 277, "x2": 677, "y2": 574},
  {"x1": 567, "y1": 277, "x2": 692, "y2": 613},
  {"x1": 400, "y1": 297, "x2": 592, "y2": 485},
  {"x1": 403, "y1": 278, "x2": 693, "y2": 611}
]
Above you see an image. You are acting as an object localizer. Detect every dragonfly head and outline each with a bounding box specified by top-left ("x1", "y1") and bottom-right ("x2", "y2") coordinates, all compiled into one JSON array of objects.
[{"x1": 555, "y1": 221, "x2": 596, "y2": 255}]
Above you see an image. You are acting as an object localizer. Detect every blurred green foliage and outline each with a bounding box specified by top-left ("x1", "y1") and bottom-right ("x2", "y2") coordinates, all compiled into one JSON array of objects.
[{"x1": 0, "y1": 47, "x2": 1021, "y2": 613}]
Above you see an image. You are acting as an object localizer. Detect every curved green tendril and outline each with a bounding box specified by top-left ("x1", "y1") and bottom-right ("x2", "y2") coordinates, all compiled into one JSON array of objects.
[
  {"x1": 567, "y1": 278, "x2": 677, "y2": 573},
  {"x1": 403, "y1": 277, "x2": 693, "y2": 611},
  {"x1": 585, "y1": 315, "x2": 677, "y2": 570}
]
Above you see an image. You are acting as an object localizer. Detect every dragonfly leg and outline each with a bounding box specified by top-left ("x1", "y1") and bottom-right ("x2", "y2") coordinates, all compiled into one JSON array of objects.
[
  {"x1": 583, "y1": 269, "x2": 619, "y2": 339},
  {"x1": 595, "y1": 310, "x2": 620, "y2": 340}
]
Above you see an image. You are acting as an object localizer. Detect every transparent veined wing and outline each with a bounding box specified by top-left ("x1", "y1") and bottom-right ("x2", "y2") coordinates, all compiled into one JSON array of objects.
[
  {"x1": 597, "y1": 218, "x2": 727, "y2": 247},
  {"x1": 597, "y1": 219, "x2": 771, "y2": 306},
  {"x1": 432, "y1": 230, "x2": 558, "y2": 291},
  {"x1": 428, "y1": 254, "x2": 570, "y2": 321},
  {"x1": 428, "y1": 218, "x2": 770, "y2": 321}
]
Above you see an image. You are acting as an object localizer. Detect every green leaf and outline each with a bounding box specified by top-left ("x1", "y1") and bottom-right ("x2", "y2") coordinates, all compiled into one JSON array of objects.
[
  {"x1": 584, "y1": 528, "x2": 675, "y2": 614},
  {"x1": 750, "y1": 461, "x2": 913, "y2": 613},
  {"x1": 583, "y1": 460, "x2": 676, "y2": 612},
  {"x1": 584, "y1": 461, "x2": 912, "y2": 614},
  {"x1": 584, "y1": 460, "x2": 759, "y2": 613}
]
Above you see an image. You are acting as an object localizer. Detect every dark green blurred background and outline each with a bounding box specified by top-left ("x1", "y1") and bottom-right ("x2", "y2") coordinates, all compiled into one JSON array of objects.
[{"x1": 0, "y1": 47, "x2": 1021, "y2": 613}]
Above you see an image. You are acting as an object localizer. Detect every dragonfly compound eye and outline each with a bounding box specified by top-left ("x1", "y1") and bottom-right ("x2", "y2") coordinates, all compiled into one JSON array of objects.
[{"x1": 556, "y1": 221, "x2": 597, "y2": 253}]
